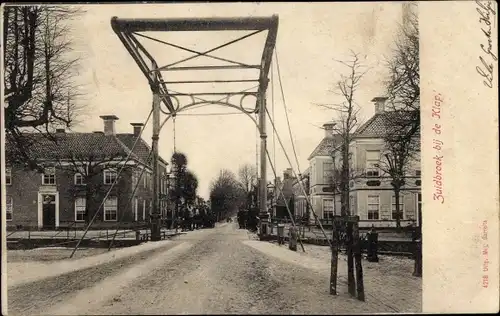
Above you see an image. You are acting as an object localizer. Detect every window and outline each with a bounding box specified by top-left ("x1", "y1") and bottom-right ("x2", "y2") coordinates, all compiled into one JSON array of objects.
[
  {"x1": 132, "y1": 170, "x2": 139, "y2": 188},
  {"x1": 350, "y1": 195, "x2": 355, "y2": 214},
  {"x1": 323, "y1": 199, "x2": 334, "y2": 220},
  {"x1": 417, "y1": 193, "x2": 422, "y2": 224},
  {"x1": 365, "y1": 150, "x2": 380, "y2": 177},
  {"x1": 323, "y1": 162, "x2": 333, "y2": 184},
  {"x1": 6, "y1": 196, "x2": 13, "y2": 221},
  {"x1": 42, "y1": 167, "x2": 56, "y2": 185},
  {"x1": 75, "y1": 197, "x2": 86, "y2": 222},
  {"x1": 391, "y1": 195, "x2": 405, "y2": 220},
  {"x1": 74, "y1": 173, "x2": 85, "y2": 185},
  {"x1": 134, "y1": 197, "x2": 138, "y2": 221},
  {"x1": 143, "y1": 199, "x2": 146, "y2": 220},
  {"x1": 367, "y1": 195, "x2": 380, "y2": 220},
  {"x1": 104, "y1": 168, "x2": 117, "y2": 185},
  {"x1": 5, "y1": 168, "x2": 12, "y2": 185},
  {"x1": 415, "y1": 169, "x2": 421, "y2": 177},
  {"x1": 104, "y1": 196, "x2": 118, "y2": 221},
  {"x1": 143, "y1": 172, "x2": 148, "y2": 188}
]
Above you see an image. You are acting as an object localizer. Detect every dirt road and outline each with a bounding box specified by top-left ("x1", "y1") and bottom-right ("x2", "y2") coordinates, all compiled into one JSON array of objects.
[{"x1": 7, "y1": 222, "x2": 421, "y2": 315}]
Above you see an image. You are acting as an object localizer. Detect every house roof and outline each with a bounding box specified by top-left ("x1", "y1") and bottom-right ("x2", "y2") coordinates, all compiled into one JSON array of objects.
[
  {"x1": 6, "y1": 132, "x2": 168, "y2": 168},
  {"x1": 355, "y1": 110, "x2": 418, "y2": 138},
  {"x1": 307, "y1": 134, "x2": 343, "y2": 160},
  {"x1": 116, "y1": 133, "x2": 169, "y2": 167},
  {"x1": 354, "y1": 110, "x2": 420, "y2": 150},
  {"x1": 308, "y1": 110, "x2": 420, "y2": 161}
]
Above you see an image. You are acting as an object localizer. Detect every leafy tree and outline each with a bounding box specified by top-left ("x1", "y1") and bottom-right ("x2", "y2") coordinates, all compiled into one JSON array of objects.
[
  {"x1": 169, "y1": 152, "x2": 198, "y2": 218},
  {"x1": 209, "y1": 169, "x2": 245, "y2": 221}
]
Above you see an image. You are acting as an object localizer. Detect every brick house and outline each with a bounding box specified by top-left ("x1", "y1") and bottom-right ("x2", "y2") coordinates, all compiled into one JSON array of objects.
[{"x1": 5, "y1": 115, "x2": 170, "y2": 230}]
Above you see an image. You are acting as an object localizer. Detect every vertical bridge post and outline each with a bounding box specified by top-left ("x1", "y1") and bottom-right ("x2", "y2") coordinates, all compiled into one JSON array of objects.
[
  {"x1": 258, "y1": 79, "x2": 269, "y2": 239},
  {"x1": 151, "y1": 71, "x2": 161, "y2": 242}
]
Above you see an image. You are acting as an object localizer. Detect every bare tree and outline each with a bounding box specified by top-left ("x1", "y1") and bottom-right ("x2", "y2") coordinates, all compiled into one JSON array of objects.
[
  {"x1": 237, "y1": 163, "x2": 257, "y2": 209},
  {"x1": 384, "y1": 3, "x2": 419, "y2": 140},
  {"x1": 316, "y1": 51, "x2": 368, "y2": 217},
  {"x1": 56, "y1": 154, "x2": 132, "y2": 225},
  {"x1": 376, "y1": 119, "x2": 419, "y2": 228},
  {"x1": 3, "y1": 5, "x2": 86, "y2": 168},
  {"x1": 19, "y1": 133, "x2": 136, "y2": 225},
  {"x1": 378, "y1": 3, "x2": 420, "y2": 229},
  {"x1": 316, "y1": 51, "x2": 368, "y2": 296}
]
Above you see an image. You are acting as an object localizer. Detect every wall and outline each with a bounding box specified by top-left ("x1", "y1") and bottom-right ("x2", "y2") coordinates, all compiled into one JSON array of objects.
[
  {"x1": 6, "y1": 163, "x2": 150, "y2": 230},
  {"x1": 5, "y1": 166, "x2": 40, "y2": 228},
  {"x1": 308, "y1": 156, "x2": 336, "y2": 220},
  {"x1": 353, "y1": 189, "x2": 418, "y2": 222}
]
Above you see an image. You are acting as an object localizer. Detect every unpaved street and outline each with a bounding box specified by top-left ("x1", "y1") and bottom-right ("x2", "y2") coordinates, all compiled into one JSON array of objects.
[{"x1": 7, "y1": 222, "x2": 421, "y2": 315}]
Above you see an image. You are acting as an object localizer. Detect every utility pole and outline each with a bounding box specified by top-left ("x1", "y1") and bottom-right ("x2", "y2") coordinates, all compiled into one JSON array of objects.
[
  {"x1": 150, "y1": 65, "x2": 161, "y2": 242},
  {"x1": 258, "y1": 79, "x2": 269, "y2": 239}
]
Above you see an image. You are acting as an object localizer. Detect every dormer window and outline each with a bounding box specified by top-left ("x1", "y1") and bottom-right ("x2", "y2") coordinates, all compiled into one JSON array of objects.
[
  {"x1": 104, "y1": 168, "x2": 118, "y2": 185},
  {"x1": 42, "y1": 167, "x2": 56, "y2": 185}
]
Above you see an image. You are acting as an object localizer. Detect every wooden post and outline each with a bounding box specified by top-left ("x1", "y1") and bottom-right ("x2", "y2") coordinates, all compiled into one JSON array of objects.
[
  {"x1": 352, "y1": 217, "x2": 365, "y2": 301},
  {"x1": 330, "y1": 216, "x2": 339, "y2": 295},
  {"x1": 347, "y1": 220, "x2": 356, "y2": 297}
]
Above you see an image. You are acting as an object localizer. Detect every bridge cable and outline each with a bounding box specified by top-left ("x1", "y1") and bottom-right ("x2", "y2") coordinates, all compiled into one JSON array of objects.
[
  {"x1": 69, "y1": 109, "x2": 153, "y2": 258},
  {"x1": 265, "y1": 147, "x2": 305, "y2": 252},
  {"x1": 173, "y1": 115, "x2": 177, "y2": 153},
  {"x1": 274, "y1": 49, "x2": 301, "y2": 174},
  {"x1": 108, "y1": 149, "x2": 155, "y2": 250},
  {"x1": 271, "y1": 58, "x2": 277, "y2": 182},
  {"x1": 275, "y1": 48, "x2": 325, "y2": 230},
  {"x1": 264, "y1": 106, "x2": 332, "y2": 248}
]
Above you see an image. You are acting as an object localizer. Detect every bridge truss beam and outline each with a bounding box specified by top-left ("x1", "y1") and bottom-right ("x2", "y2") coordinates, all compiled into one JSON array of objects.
[{"x1": 111, "y1": 15, "x2": 279, "y2": 241}]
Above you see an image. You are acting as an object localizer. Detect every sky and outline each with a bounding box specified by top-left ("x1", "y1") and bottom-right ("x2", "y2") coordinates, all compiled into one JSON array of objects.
[{"x1": 68, "y1": 2, "x2": 405, "y2": 199}]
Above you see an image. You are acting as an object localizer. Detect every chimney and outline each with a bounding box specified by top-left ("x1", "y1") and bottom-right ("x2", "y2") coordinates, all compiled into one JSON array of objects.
[
  {"x1": 283, "y1": 168, "x2": 293, "y2": 180},
  {"x1": 371, "y1": 97, "x2": 388, "y2": 114},
  {"x1": 56, "y1": 128, "x2": 65, "y2": 133},
  {"x1": 323, "y1": 122, "x2": 336, "y2": 138},
  {"x1": 99, "y1": 115, "x2": 119, "y2": 136},
  {"x1": 130, "y1": 123, "x2": 144, "y2": 137}
]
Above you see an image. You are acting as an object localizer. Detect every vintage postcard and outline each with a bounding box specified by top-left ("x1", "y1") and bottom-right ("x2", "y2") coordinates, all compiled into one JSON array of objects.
[{"x1": 1, "y1": 1, "x2": 498, "y2": 315}]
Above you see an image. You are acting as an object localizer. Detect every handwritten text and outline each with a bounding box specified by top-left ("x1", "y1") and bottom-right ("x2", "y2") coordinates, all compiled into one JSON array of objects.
[{"x1": 476, "y1": 1, "x2": 497, "y2": 88}]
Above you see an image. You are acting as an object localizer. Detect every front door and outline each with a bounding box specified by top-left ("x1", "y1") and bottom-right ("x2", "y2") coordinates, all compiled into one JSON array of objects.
[{"x1": 42, "y1": 194, "x2": 56, "y2": 230}]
